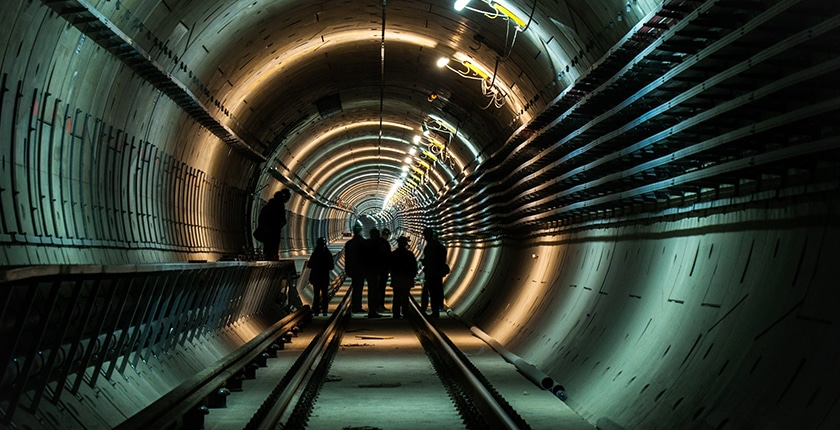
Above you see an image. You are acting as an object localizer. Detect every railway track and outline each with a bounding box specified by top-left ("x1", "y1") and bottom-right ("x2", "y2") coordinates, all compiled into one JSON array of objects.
[{"x1": 119, "y1": 280, "x2": 553, "y2": 429}]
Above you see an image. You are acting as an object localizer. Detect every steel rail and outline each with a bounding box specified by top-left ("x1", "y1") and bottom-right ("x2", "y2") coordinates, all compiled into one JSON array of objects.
[
  {"x1": 114, "y1": 307, "x2": 309, "y2": 430},
  {"x1": 240, "y1": 285, "x2": 531, "y2": 429},
  {"x1": 247, "y1": 280, "x2": 352, "y2": 430},
  {"x1": 408, "y1": 299, "x2": 530, "y2": 429},
  {"x1": 0, "y1": 262, "x2": 295, "y2": 424}
]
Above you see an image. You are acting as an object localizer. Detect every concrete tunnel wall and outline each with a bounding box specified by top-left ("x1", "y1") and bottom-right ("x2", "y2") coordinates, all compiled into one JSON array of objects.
[
  {"x1": 0, "y1": 1, "x2": 338, "y2": 263},
  {"x1": 447, "y1": 192, "x2": 840, "y2": 428},
  {"x1": 2, "y1": 1, "x2": 840, "y2": 429},
  {"x1": 1, "y1": 1, "x2": 258, "y2": 263}
]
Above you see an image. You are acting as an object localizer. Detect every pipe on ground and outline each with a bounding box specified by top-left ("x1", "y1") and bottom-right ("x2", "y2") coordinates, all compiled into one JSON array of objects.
[{"x1": 468, "y1": 326, "x2": 554, "y2": 390}]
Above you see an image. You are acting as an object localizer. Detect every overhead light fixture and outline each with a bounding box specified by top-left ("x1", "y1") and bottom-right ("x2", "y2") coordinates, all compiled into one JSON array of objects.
[
  {"x1": 437, "y1": 56, "x2": 489, "y2": 80},
  {"x1": 437, "y1": 56, "x2": 507, "y2": 108},
  {"x1": 453, "y1": 0, "x2": 527, "y2": 30},
  {"x1": 427, "y1": 114, "x2": 481, "y2": 164},
  {"x1": 383, "y1": 179, "x2": 405, "y2": 211},
  {"x1": 492, "y1": 1, "x2": 526, "y2": 28},
  {"x1": 426, "y1": 116, "x2": 457, "y2": 135}
]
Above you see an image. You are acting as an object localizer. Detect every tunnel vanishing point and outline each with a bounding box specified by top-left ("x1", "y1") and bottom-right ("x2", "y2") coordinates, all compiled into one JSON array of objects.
[{"x1": 2, "y1": 0, "x2": 840, "y2": 428}]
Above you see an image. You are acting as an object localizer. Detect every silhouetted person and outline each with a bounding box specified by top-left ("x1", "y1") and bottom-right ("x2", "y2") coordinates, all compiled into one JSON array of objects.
[
  {"x1": 344, "y1": 224, "x2": 366, "y2": 312},
  {"x1": 364, "y1": 228, "x2": 389, "y2": 318},
  {"x1": 390, "y1": 236, "x2": 417, "y2": 319},
  {"x1": 307, "y1": 237, "x2": 334, "y2": 316},
  {"x1": 254, "y1": 189, "x2": 291, "y2": 260},
  {"x1": 376, "y1": 228, "x2": 393, "y2": 312},
  {"x1": 421, "y1": 227, "x2": 448, "y2": 318}
]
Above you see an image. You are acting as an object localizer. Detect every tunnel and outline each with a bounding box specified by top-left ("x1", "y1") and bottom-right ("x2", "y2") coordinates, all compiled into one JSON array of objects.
[{"x1": 1, "y1": 0, "x2": 839, "y2": 428}]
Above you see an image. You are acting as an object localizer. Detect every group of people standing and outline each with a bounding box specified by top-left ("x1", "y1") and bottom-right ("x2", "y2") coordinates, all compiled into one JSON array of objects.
[
  {"x1": 342, "y1": 225, "x2": 448, "y2": 319},
  {"x1": 254, "y1": 189, "x2": 449, "y2": 318}
]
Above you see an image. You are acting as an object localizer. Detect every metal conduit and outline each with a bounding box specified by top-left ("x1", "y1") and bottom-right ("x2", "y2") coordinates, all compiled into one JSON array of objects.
[{"x1": 428, "y1": 0, "x2": 840, "y2": 241}]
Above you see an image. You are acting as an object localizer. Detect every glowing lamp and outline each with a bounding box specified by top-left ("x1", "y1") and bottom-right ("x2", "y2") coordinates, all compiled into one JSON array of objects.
[{"x1": 492, "y1": 1, "x2": 526, "y2": 28}]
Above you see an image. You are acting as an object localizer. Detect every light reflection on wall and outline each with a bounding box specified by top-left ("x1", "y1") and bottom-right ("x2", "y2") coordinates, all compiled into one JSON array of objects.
[
  {"x1": 487, "y1": 244, "x2": 558, "y2": 344},
  {"x1": 446, "y1": 246, "x2": 500, "y2": 312},
  {"x1": 301, "y1": 150, "x2": 410, "y2": 196},
  {"x1": 532, "y1": 237, "x2": 688, "y2": 407},
  {"x1": 228, "y1": 32, "x2": 438, "y2": 121},
  {"x1": 230, "y1": 316, "x2": 264, "y2": 342},
  {"x1": 286, "y1": 122, "x2": 415, "y2": 173}
]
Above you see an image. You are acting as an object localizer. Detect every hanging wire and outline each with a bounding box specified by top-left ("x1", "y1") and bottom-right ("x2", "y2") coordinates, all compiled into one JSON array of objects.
[{"x1": 378, "y1": 0, "x2": 386, "y2": 188}]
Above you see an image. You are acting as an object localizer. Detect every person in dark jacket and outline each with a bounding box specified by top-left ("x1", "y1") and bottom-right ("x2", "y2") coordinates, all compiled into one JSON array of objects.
[
  {"x1": 421, "y1": 227, "x2": 448, "y2": 318},
  {"x1": 307, "y1": 237, "x2": 334, "y2": 316},
  {"x1": 254, "y1": 189, "x2": 291, "y2": 260},
  {"x1": 344, "y1": 224, "x2": 366, "y2": 313},
  {"x1": 376, "y1": 228, "x2": 393, "y2": 312},
  {"x1": 363, "y1": 228, "x2": 390, "y2": 318},
  {"x1": 389, "y1": 236, "x2": 417, "y2": 319}
]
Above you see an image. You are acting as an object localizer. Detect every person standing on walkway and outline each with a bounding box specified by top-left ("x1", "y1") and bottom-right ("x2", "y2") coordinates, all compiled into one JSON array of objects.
[
  {"x1": 307, "y1": 237, "x2": 334, "y2": 316},
  {"x1": 421, "y1": 227, "x2": 448, "y2": 318},
  {"x1": 253, "y1": 189, "x2": 291, "y2": 260},
  {"x1": 389, "y1": 236, "x2": 417, "y2": 319},
  {"x1": 363, "y1": 228, "x2": 389, "y2": 318},
  {"x1": 376, "y1": 228, "x2": 393, "y2": 312},
  {"x1": 344, "y1": 224, "x2": 366, "y2": 313}
]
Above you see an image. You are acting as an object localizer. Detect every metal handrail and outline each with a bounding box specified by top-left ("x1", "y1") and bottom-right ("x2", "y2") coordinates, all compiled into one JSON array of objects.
[
  {"x1": 115, "y1": 307, "x2": 309, "y2": 430},
  {"x1": 0, "y1": 261, "x2": 296, "y2": 424}
]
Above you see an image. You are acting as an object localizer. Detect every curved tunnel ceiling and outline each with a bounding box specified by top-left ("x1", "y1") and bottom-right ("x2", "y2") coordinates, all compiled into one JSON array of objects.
[
  {"x1": 236, "y1": 0, "x2": 594, "y2": 223},
  {"x1": 53, "y1": 0, "x2": 833, "y2": 245},
  {"x1": 4, "y1": 0, "x2": 840, "y2": 428},
  {"x1": 40, "y1": 0, "x2": 632, "y2": 236}
]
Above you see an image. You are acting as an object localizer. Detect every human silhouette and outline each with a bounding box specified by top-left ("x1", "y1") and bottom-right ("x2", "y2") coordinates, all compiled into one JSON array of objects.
[
  {"x1": 364, "y1": 228, "x2": 387, "y2": 318},
  {"x1": 344, "y1": 224, "x2": 366, "y2": 313},
  {"x1": 364, "y1": 228, "x2": 390, "y2": 318},
  {"x1": 389, "y1": 236, "x2": 417, "y2": 319},
  {"x1": 253, "y1": 189, "x2": 291, "y2": 260},
  {"x1": 376, "y1": 228, "x2": 393, "y2": 312},
  {"x1": 421, "y1": 227, "x2": 448, "y2": 318},
  {"x1": 307, "y1": 237, "x2": 334, "y2": 316}
]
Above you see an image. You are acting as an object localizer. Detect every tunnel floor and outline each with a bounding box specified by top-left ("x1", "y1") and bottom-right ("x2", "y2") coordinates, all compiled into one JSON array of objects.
[{"x1": 202, "y1": 283, "x2": 592, "y2": 429}]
